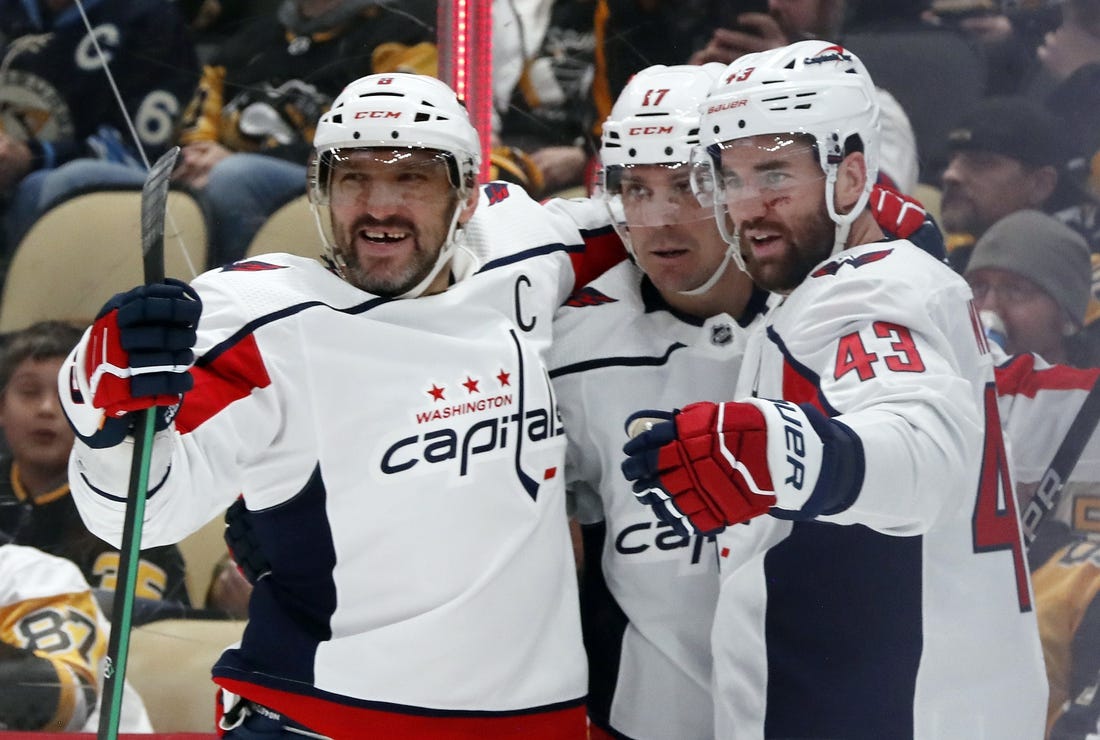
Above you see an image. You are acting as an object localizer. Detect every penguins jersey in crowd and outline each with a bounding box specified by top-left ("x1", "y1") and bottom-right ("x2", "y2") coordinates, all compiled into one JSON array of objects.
[
  {"x1": 0, "y1": 543, "x2": 150, "y2": 731},
  {"x1": 59, "y1": 182, "x2": 623, "y2": 737},
  {"x1": 716, "y1": 239, "x2": 1047, "y2": 739},
  {"x1": 548, "y1": 260, "x2": 768, "y2": 740},
  {"x1": 0, "y1": 0, "x2": 198, "y2": 169},
  {"x1": 0, "y1": 455, "x2": 190, "y2": 608},
  {"x1": 177, "y1": 0, "x2": 436, "y2": 165}
]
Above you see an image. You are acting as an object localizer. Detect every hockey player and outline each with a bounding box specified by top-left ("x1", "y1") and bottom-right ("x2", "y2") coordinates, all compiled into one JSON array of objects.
[
  {"x1": 57, "y1": 73, "x2": 623, "y2": 738},
  {"x1": 0, "y1": 543, "x2": 151, "y2": 731},
  {"x1": 548, "y1": 63, "x2": 766, "y2": 740},
  {"x1": 622, "y1": 41, "x2": 1048, "y2": 738}
]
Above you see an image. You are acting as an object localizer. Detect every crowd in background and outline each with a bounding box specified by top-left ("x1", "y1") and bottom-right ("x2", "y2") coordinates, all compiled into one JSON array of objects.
[{"x1": 0, "y1": 0, "x2": 1099, "y2": 734}]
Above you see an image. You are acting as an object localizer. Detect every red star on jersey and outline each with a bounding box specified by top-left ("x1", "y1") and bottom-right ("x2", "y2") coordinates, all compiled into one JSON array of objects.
[
  {"x1": 427, "y1": 384, "x2": 445, "y2": 401},
  {"x1": 463, "y1": 376, "x2": 480, "y2": 394},
  {"x1": 497, "y1": 369, "x2": 511, "y2": 387}
]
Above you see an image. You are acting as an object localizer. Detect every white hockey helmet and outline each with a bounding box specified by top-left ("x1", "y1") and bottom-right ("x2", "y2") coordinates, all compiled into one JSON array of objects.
[
  {"x1": 597, "y1": 64, "x2": 734, "y2": 295},
  {"x1": 600, "y1": 63, "x2": 725, "y2": 168},
  {"x1": 308, "y1": 73, "x2": 482, "y2": 298},
  {"x1": 694, "y1": 40, "x2": 881, "y2": 259}
]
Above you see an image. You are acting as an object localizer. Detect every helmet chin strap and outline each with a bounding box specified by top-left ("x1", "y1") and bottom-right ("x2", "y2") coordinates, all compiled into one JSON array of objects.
[
  {"x1": 825, "y1": 165, "x2": 872, "y2": 257},
  {"x1": 677, "y1": 244, "x2": 735, "y2": 296},
  {"x1": 310, "y1": 191, "x2": 469, "y2": 299},
  {"x1": 396, "y1": 195, "x2": 467, "y2": 299}
]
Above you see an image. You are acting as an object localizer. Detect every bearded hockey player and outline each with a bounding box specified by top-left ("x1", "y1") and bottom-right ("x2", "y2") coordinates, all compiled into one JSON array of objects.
[
  {"x1": 58, "y1": 73, "x2": 622, "y2": 738},
  {"x1": 622, "y1": 41, "x2": 1048, "y2": 739}
]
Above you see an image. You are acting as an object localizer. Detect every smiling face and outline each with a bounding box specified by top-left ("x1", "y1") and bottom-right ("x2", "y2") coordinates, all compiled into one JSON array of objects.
[
  {"x1": 327, "y1": 148, "x2": 476, "y2": 297},
  {"x1": 717, "y1": 134, "x2": 836, "y2": 293}
]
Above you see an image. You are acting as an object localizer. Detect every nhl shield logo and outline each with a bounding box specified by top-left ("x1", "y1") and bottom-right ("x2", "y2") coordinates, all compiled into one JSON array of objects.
[{"x1": 710, "y1": 323, "x2": 733, "y2": 346}]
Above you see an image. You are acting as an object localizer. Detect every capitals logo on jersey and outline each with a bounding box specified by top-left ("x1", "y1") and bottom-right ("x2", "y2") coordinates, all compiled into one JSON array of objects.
[
  {"x1": 222, "y1": 260, "x2": 289, "y2": 272},
  {"x1": 564, "y1": 286, "x2": 617, "y2": 308},
  {"x1": 376, "y1": 330, "x2": 564, "y2": 500},
  {"x1": 811, "y1": 248, "x2": 893, "y2": 278}
]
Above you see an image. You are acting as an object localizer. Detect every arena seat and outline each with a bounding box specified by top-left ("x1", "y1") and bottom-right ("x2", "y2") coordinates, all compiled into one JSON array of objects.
[
  {"x1": 0, "y1": 189, "x2": 207, "y2": 333},
  {"x1": 126, "y1": 617, "x2": 246, "y2": 732},
  {"x1": 244, "y1": 195, "x2": 324, "y2": 261}
]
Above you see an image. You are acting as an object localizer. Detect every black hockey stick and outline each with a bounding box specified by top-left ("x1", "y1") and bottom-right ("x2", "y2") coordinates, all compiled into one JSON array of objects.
[
  {"x1": 97, "y1": 145, "x2": 180, "y2": 740},
  {"x1": 1021, "y1": 373, "x2": 1100, "y2": 549}
]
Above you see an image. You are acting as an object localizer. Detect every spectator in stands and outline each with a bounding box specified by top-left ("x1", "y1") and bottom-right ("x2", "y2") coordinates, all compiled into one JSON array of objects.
[
  {"x1": 7, "y1": 0, "x2": 437, "y2": 269},
  {"x1": 0, "y1": 0, "x2": 199, "y2": 260},
  {"x1": 841, "y1": 0, "x2": 988, "y2": 182},
  {"x1": 965, "y1": 210, "x2": 1097, "y2": 367},
  {"x1": 940, "y1": 96, "x2": 1091, "y2": 272},
  {"x1": 0, "y1": 542, "x2": 153, "y2": 731},
  {"x1": 494, "y1": 0, "x2": 598, "y2": 196},
  {"x1": 1033, "y1": 0, "x2": 1100, "y2": 86},
  {"x1": 687, "y1": 0, "x2": 845, "y2": 65},
  {"x1": 983, "y1": 211, "x2": 1100, "y2": 736},
  {"x1": 0, "y1": 321, "x2": 191, "y2": 608}
]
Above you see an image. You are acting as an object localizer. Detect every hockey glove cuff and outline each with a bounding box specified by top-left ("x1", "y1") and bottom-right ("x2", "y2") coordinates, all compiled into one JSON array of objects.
[{"x1": 622, "y1": 400, "x2": 863, "y2": 536}]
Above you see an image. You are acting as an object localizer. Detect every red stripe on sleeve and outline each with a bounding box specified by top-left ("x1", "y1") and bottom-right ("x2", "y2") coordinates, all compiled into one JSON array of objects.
[
  {"x1": 567, "y1": 230, "x2": 625, "y2": 291},
  {"x1": 175, "y1": 334, "x2": 271, "y2": 434}
]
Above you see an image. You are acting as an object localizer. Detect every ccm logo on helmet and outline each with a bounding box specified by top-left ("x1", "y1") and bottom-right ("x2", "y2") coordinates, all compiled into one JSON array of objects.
[
  {"x1": 354, "y1": 110, "x2": 401, "y2": 119},
  {"x1": 627, "y1": 125, "x2": 673, "y2": 136},
  {"x1": 706, "y1": 99, "x2": 747, "y2": 114}
]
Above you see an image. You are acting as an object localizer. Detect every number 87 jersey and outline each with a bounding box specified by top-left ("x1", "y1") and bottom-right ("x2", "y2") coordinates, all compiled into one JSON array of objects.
[{"x1": 713, "y1": 238, "x2": 1048, "y2": 740}]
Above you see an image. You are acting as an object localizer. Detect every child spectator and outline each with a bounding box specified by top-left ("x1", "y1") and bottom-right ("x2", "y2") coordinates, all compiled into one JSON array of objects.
[{"x1": 0, "y1": 321, "x2": 191, "y2": 609}]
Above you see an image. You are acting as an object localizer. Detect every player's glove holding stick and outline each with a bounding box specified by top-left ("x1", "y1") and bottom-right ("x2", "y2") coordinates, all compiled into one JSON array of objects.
[
  {"x1": 622, "y1": 400, "x2": 863, "y2": 536},
  {"x1": 77, "y1": 278, "x2": 201, "y2": 446}
]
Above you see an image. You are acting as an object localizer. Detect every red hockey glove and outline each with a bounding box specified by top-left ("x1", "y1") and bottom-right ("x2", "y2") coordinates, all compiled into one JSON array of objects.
[
  {"x1": 84, "y1": 278, "x2": 201, "y2": 419},
  {"x1": 622, "y1": 402, "x2": 777, "y2": 536},
  {"x1": 869, "y1": 183, "x2": 946, "y2": 261},
  {"x1": 622, "y1": 400, "x2": 865, "y2": 535}
]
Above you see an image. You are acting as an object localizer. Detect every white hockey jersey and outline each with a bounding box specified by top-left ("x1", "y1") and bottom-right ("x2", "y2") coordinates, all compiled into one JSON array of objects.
[
  {"x1": 549, "y1": 261, "x2": 768, "y2": 740},
  {"x1": 0, "y1": 544, "x2": 151, "y2": 732},
  {"x1": 60, "y1": 183, "x2": 622, "y2": 737},
  {"x1": 995, "y1": 352, "x2": 1100, "y2": 540},
  {"x1": 715, "y1": 240, "x2": 1048, "y2": 739}
]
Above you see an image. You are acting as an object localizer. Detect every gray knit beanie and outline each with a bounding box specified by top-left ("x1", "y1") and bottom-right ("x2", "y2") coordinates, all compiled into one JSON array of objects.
[{"x1": 965, "y1": 210, "x2": 1092, "y2": 326}]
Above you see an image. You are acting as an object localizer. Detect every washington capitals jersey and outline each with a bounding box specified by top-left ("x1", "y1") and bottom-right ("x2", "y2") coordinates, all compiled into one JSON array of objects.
[
  {"x1": 0, "y1": 0, "x2": 198, "y2": 168},
  {"x1": 549, "y1": 261, "x2": 767, "y2": 740},
  {"x1": 996, "y1": 353, "x2": 1100, "y2": 540},
  {"x1": 60, "y1": 184, "x2": 621, "y2": 737},
  {"x1": 716, "y1": 240, "x2": 1047, "y2": 739}
]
